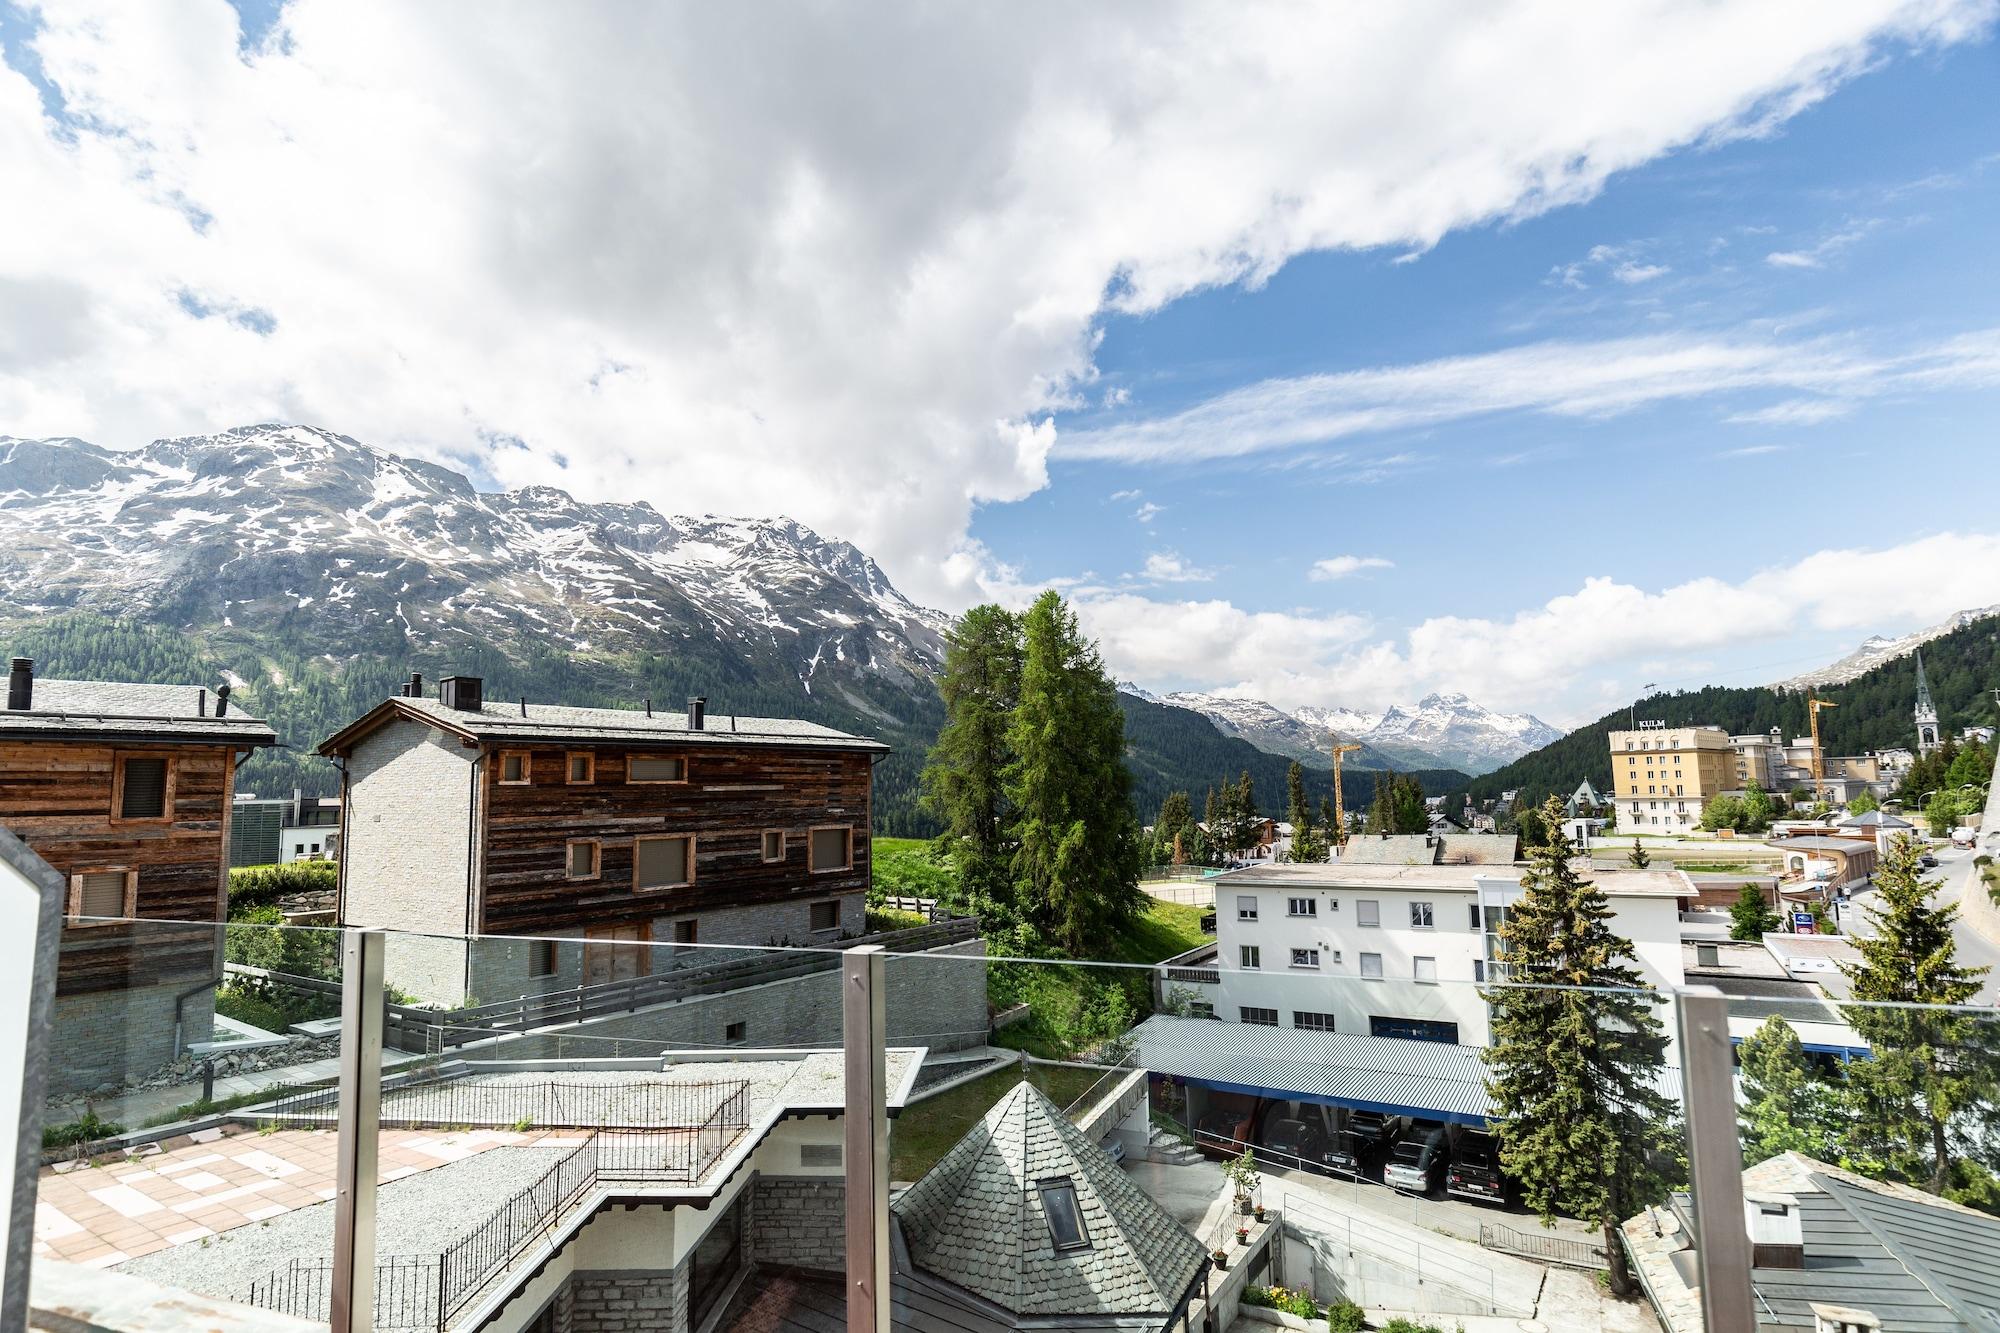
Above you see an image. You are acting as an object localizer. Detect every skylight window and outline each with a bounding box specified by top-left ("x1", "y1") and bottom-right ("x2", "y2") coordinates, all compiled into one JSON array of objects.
[{"x1": 1037, "y1": 1177, "x2": 1091, "y2": 1252}]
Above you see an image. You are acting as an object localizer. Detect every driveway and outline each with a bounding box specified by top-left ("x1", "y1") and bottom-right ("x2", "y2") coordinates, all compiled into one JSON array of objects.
[{"x1": 1843, "y1": 845, "x2": 2000, "y2": 1004}]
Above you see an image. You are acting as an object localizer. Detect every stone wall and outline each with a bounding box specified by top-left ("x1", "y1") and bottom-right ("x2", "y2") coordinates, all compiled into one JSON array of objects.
[
  {"x1": 50, "y1": 981, "x2": 212, "y2": 1098},
  {"x1": 569, "y1": 1270, "x2": 678, "y2": 1333},
  {"x1": 749, "y1": 1176, "x2": 846, "y2": 1272}
]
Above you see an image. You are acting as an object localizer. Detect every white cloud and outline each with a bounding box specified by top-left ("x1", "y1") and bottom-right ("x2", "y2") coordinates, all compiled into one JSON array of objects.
[
  {"x1": 1108, "y1": 488, "x2": 1142, "y2": 501},
  {"x1": 1612, "y1": 260, "x2": 1670, "y2": 283},
  {"x1": 1764, "y1": 217, "x2": 1888, "y2": 269},
  {"x1": 0, "y1": 1, "x2": 1988, "y2": 607},
  {"x1": 1081, "y1": 530, "x2": 2000, "y2": 724},
  {"x1": 1308, "y1": 554, "x2": 1393, "y2": 581},
  {"x1": 1059, "y1": 327, "x2": 2000, "y2": 463},
  {"x1": 1765, "y1": 250, "x2": 1825, "y2": 269},
  {"x1": 1141, "y1": 551, "x2": 1214, "y2": 583},
  {"x1": 1133, "y1": 502, "x2": 1164, "y2": 524},
  {"x1": 1102, "y1": 386, "x2": 1132, "y2": 408},
  {"x1": 1725, "y1": 398, "x2": 1855, "y2": 426}
]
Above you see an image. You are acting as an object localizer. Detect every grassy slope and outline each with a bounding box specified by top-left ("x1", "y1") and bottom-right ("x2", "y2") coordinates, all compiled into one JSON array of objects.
[{"x1": 890, "y1": 1064, "x2": 1103, "y2": 1181}]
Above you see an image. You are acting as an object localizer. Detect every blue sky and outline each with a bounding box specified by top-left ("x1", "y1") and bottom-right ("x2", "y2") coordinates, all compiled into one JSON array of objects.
[
  {"x1": 4, "y1": 3, "x2": 1999, "y2": 725},
  {"x1": 974, "y1": 36, "x2": 2000, "y2": 718}
]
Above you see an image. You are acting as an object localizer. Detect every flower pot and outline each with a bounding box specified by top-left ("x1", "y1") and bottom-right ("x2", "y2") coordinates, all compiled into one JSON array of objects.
[
  {"x1": 1236, "y1": 1229, "x2": 1250, "y2": 1246},
  {"x1": 1253, "y1": 1207, "x2": 1266, "y2": 1223},
  {"x1": 1212, "y1": 1252, "x2": 1228, "y2": 1270},
  {"x1": 1236, "y1": 1197, "x2": 1254, "y2": 1216}
]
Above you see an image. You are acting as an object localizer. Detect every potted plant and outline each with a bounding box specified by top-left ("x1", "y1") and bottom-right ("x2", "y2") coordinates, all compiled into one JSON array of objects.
[
  {"x1": 1235, "y1": 1225, "x2": 1250, "y2": 1246},
  {"x1": 1212, "y1": 1248, "x2": 1229, "y2": 1271},
  {"x1": 1223, "y1": 1148, "x2": 1262, "y2": 1216},
  {"x1": 1252, "y1": 1201, "x2": 1266, "y2": 1223}
]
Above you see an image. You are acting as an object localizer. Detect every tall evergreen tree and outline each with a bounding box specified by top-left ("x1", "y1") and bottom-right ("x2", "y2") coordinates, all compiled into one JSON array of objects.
[
  {"x1": 1285, "y1": 761, "x2": 1311, "y2": 832},
  {"x1": 1728, "y1": 883, "x2": 1779, "y2": 941},
  {"x1": 1626, "y1": 838, "x2": 1650, "y2": 869},
  {"x1": 919, "y1": 604, "x2": 1023, "y2": 904},
  {"x1": 1004, "y1": 592, "x2": 1144, "y2": 955},
  {"x1": 1483, "y1": 797, "x2": 1677, "y2": 1297},
  {"x1": 1841, "y1": 832, "x2": 1996, "y2": 1193},
  {"x1": 1738, "y1": 1016, "x2": 1838, "y2": 1164},
  {"x1": 1153, "y1": 790, "x2": 1196, "y2": 865}
]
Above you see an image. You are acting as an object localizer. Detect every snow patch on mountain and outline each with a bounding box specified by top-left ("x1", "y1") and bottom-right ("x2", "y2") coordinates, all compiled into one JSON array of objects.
[
  {"x1": 1157, "y1": 688, "x2": 1562, "y2": 775},
  {"x1": 1775, "y1": 605, "x2": 2000, "y2": 690}
]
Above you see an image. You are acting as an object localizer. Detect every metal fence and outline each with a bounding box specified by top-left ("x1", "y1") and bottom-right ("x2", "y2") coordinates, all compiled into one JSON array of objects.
[
  {"x1": 1478, "y1": 1220, "x2": 1608, "y2": 1271},
  {"x1": 239, "y1": 1084, "x2": 750, "y2": 1330},
  {"x1": 257, "y1": 1073, "x2": 750, "y2": 1134}
]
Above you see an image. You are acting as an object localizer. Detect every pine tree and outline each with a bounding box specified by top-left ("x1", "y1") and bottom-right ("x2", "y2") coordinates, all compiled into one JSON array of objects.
[
  {"x1": 1004, "y1": 592, "x2": 1144, "y2": 955},
  {"x1": 1738, "y1": 1016, "x2": 1838, "y2": 1164},
  {"x1": 1626, "y1": 838, "x2": 1650, "y2": 869},
  {"x1": 1729, "y1": 883, "x2": 1779, "y2": 941},
  {"x1": 1483, "y1": 797, "x2": 1677, "y2": 1297},
  {"x1": 1285, "y1": 761, "x2": 1311, "y2": 832},
  {"x1": 920, "y1": 604, "x2": 1023, "y2": 908},
  {"x1": 1153, "y1": 791, "x2": 1195, "y2": 866},
  {"x1": 1841, "y1": 832, "x2": 1996, "y2": 1193}
]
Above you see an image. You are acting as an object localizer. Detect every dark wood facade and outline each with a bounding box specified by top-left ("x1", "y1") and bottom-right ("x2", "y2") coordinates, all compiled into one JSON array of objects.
[
  {"x1": 0, "y1": 739, "x2": 238, "y2": 996},
  {"x1": 476, "y1": 741, "x2": 874, "y2": 938}
]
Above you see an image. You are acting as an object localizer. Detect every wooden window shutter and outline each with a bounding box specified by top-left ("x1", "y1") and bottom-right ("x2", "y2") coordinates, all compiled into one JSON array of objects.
[
  {"x1": 120, "y1": 758, "x2": 168, "y2": 818},
  {"x1": 77, "y1": 871, "x2": 128, "y2": 918}
]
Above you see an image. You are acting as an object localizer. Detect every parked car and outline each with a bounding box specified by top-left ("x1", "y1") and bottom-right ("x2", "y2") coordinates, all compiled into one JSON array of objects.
[
  {"x1": 1919, "y1": 852, "x2": 1940, "y2": 869},
  {"x1": 1445, "y1": 1131, "x2": 1507, "y2": 1204},
  {"x1": 1324, "y1": 1110, "x2": 1401, "y2": 1177},
  {"x1": 1255, "y1": 1100, "x2": 1337, "y2": 1173},
  {"x1": 1383, "y1": 1120, "x2": 1453, "y2": 1195}
]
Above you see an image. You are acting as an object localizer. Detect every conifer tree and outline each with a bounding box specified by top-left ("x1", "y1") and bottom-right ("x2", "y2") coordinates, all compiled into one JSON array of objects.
[
  {"x1": 1626, "y1": 838, "x2": 1650, "y2": 869},
  {"x1": 1285, "y1": 761, "x2": 1311, "y2": 832},
  {"x1": 1153, "y1": 791, "x2": 1195, "y2": 865},
  {"x1": 1004, "y1": 591, "x2": 1144, "y2": 955},
  {"x1": 1841, "y1": 832, "x2": 1996, "y2": 1193},
  {"x1": 1483, "y1": 797, "x2": 1676, "y2": 1297},
  {"x1": 919, "y1": 604, "x2": 1022, "y2": 906},
  {"x1": 1729, "y1": 883, "x2": 1779, "y2": 941},
  {"x1": 1738, "y1": 1016, "x2": 1839, "y2": 1164}
]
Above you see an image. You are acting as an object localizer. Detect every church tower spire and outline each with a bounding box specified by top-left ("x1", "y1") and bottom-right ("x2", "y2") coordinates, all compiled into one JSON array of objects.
[{"x1": 1914, "y1": 648, "x2": 1941, "y2": 755}]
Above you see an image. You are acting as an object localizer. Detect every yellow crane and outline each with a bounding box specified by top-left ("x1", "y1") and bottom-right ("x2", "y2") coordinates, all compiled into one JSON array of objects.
[
  {"x1": 1329, "y1": 736, "x2": 1363, "y2": 847},
  {"x1": 1808, "y1": 695, "x2": 1838, "y2": 802}
]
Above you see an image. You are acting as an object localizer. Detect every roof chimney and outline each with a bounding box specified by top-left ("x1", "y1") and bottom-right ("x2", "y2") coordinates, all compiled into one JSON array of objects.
[
  {"x1": 438, "y1": 676, "x2": 484, "y2": 713},
  {"x1": 7, "y1": 658, "x2": 30, "y2": 711},
  {"x1": 407, "y1": 672, "x2": 424, "y2": 698},
  {"x1": 687, "y1": 696, "x2": 707, "y2": 731},
  {"x1": 197, "y1": 687, "x2": 208, "y2": 717}
]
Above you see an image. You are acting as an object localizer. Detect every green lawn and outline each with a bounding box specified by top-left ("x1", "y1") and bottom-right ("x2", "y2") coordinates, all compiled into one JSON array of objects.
[
  {"x1": 1112, "y1": 899, "x2": 1210, "y2": 964},
  {"x1": 871, "y1": 836, "x2": 956, "y2": 901},
  {"x1": 891, "y1": 1063, "x2": 1104, "y2": 1181}
]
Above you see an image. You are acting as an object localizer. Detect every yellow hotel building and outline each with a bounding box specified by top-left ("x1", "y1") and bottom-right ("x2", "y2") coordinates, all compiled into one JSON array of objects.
[{"x1": 1610, "y1": 724, "x2": 1738, "y2": 833}]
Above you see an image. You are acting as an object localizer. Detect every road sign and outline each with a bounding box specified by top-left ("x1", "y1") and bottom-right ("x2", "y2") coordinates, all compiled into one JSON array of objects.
[{"x1": 1792, "y1": 912, "x2": 1817, "y2": 935}]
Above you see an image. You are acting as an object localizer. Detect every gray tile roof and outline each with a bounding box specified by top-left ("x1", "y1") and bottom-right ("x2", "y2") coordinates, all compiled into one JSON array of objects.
[
  {"x1": 1837, "y1": 810, "x2": 1914, "y2": 829},
  {"x1": 1336, "y1": 835, "x2": 1442, "y2": 865},
  {"x1": 327, "y1": 695, "x2": 887, "y2": 754},
  {"x1": 893, "y1": 1082, "x2": 1207, "y2": 1318},
  {"x1": 0, "y1": 678, "x2": 277, "y2": 746}
]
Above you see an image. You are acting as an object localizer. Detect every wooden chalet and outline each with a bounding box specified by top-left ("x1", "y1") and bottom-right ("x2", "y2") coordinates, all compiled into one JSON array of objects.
[{"x1": 317, "y1": 675, "x2": 888, "y2": 1004}]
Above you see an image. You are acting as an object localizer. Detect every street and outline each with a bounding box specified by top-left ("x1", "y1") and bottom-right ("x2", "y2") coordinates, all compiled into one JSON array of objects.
[{"x1": 1843, "y1": 844, "x2": 2000, "y2": 1005}]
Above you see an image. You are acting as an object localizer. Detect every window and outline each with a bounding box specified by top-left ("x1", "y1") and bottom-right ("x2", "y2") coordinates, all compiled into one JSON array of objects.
[
  {"x1": 529, "y1": 939, "x2": 558, "y2": 978},
  {"x1": 673, "y1": 919, "x2": 698, "y2": 945},
  {"x1": 627, "y1": 755, "x2": 686, "y2": 783},
  {"x1": 1037, "y1": 1178, "x2": 1092, "y2": 1251},
  {"x1": 808, "y1": 826, "x2": 852, "y2": 873},
  {"x1": 724, "y1": 1021, "x2": 747, "y2": 1046},
  {"x1": 1359, "y1": 952, "x2": 1383, "y2": 979},
  {"x1": 1293, "y1": 1011, "x2": 1336, "y2": 1033},
  {"x1": 566, "y1": 752, "x2": 595, "y2": 785},
  {"x1": 801, "y1": 1143, "x2": 842, "y2": 1168},
  {"x1": 688, "y1": 1196, "x2": 745, "y2": 1331},
  {"x1": 635, "y1": 834, "x2": 693, "y2": 890},
  {"x1": 1240, "y1": 1006, "x2": 1278, "y2": 1027},
  {"x1": 1188, "y1": 1001, "x2": 1215, "y2": 1019},
  {"x1": 1290, "y1": 947, "x2": 1320, "y2": 969},
  {"x1": 1357, "y1": 899, "x2": 1380, "y2": 927},
  {"x1": 1287, "y1": 897, "x2": 1316, "y2": 918},
  {"x1": 68, "y1": 869, "x2": 134, "y2": 923},
  {"x1": 1468, "y1": 903, "x2": 1482, "y2": 930},
  {"x1": 1237, "y1": 895, "x2": 1259, "y2": 921},
  {"x1": 1369, "y1": 1015, "x2": 1459, "y2": 1043},
  {"x1": 1240, "y1": 945, "x2": 1261, "y2": 969},
  {"x1": 761, "y1": 830, "x2": 786, "y2": 863},
  {"x1": 810, "y1": 900, "x2": 841, "y2": 932},
  {"x1": 1414, "y1": 956, "x2": 1437, "y2": 983},
  {"x1": 498, "y1": 750, "x2": 530, "y2": 785},
  {"x1": 1409, "y1": 901, "x2": 1434, "y2": 929},
  {"x1": 113, "y1": 755, "x2": 170, "y2": 820},
  {"x1": 294, "y1": 843, "x2": 305, "y2": 856}
]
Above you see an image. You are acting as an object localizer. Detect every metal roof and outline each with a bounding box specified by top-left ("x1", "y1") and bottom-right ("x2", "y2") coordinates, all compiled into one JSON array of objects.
[
  {"x1": 0, "y1": 678, "x2": 277, "y2": 746},
  {"x1": 319, "y1": 694, "x2": 888, "y2": 755},
  {"x1": 1336, "y1": 835, "x2": 1442, "y2": 865},
  {"x1": 893, "y1": 1082, "x2": 1207, "y2": 1319},
  {"x1": 1837, "y1": 810, "x2": 1914, "y2": 829},
  {"x1": 1220, "y1": 860, "x2": 1693, "y2": 899},
  {"x1": 1134, "y1": 1014, "x2": 1681, "y2": 1125}
]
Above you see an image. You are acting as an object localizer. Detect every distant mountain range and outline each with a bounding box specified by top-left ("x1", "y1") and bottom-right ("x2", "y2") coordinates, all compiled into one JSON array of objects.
[
  {"x1": 1151, "y1": 689, "x2": 1562, "y2": 775},
  {"x1": 1776, "y1": 604, "x2": 2000, "y2": 689}
]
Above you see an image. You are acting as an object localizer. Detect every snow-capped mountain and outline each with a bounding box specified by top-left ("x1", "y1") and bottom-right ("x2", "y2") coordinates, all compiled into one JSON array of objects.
[
  {"x1": 0, "y1": 425, "x2": 948, "y2": 709},
  {"x1": 1160, "y1": 689, "x2": 1561, "y2": 775},
  {"x1": 1776, "y1": 605, "x2": 2000, "y2": 690}
]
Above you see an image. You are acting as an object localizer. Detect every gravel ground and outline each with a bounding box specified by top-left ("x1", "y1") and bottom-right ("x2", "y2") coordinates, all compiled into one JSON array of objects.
[{"x1": 117, "y1": 1145, "x2": 575, "y2": 1305}]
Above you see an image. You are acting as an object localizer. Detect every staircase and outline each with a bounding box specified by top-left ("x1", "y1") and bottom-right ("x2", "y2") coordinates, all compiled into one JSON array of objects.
[{"x1": 1149, "y1": 1125, "x2": 1205, "y2": 1166}]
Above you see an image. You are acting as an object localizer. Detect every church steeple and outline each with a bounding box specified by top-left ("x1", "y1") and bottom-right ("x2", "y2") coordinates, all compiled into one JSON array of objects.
[{"x1": 1914, "y1": 648, "x2": 1941, "y2": 755}]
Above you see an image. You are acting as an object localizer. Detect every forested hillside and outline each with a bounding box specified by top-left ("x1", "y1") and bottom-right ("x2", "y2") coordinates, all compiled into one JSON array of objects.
[
  {"x1": 1119, "y1": 690, "x2": 1468, "y2": 821},
  {"x1": 1466, "y1": 612, "x2": 2000, "y2": 807}
]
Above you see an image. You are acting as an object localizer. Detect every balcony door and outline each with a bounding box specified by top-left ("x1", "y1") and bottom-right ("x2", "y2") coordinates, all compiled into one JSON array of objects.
[{"x1": 584, "y1": 923, "x2": 650, "y2": 987}]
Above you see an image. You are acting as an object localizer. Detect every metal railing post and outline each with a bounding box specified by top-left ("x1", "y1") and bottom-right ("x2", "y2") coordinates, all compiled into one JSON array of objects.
[
  {"x1": 843, "y1": 945, "x2": 890, "y2": 1333},
  {"x1": 1677, "y1": 985, "x2": 1755, "y2": 1333},
  {"x1": 333, "y1": 928, "x2": 385, "y2": 1333}
]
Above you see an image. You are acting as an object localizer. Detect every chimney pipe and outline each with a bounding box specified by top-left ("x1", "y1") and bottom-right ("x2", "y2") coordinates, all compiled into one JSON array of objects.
[
  {"x1": 7, "y1": 658, "x2": 30, "y2": 711},
  {"x1": 215, "y1": 683, "x2": 231, "y2": 716},
  {"x1": 644, "y1": 698, "x2": 653, "y2": 718},
  {"x1": 197, "y1": 688, "x2": 207, "y2": 718},
  {"x1": 687, "y1": 696, "x2": 706, "y2": 731},
  {"x1": 408, "y1": 671, "x2": 423, "y2": 698}
]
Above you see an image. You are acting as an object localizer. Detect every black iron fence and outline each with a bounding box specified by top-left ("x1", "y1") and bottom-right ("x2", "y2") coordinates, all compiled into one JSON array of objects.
[
  {"x1": 1478, "y1": 1221, "x2": 1608, "y2": 1271},
  {"x1": 257, "y1": 1072, "x2": 750, "y2": 1135},
  {"x1": 240, "y1": 1084, "x2": 750, "y2": 1330}
]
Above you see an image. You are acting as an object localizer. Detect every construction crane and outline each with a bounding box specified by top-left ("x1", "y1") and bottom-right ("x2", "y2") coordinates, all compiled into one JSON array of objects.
[
  {"x1": 1808, "y1": 695, "x2": 1838, "y2": 803},
  {"x1": 1329, "y1": 736, "x2": 1363, "y2": 847}
]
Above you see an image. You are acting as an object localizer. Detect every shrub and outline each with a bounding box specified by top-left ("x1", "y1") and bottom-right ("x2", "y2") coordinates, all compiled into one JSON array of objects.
[
  {"x1": 224, "y1": 903, "x2": 341, "y2": 979},
  {"x1": 43, "y1": 1109, "x2": 123, "y2": 1150},
  {"x1": 227, "y1": 861, "x2": 338, "y2": 915},
  {"x1": 1380, "y1": 1321, "x2": 1449, "y2": 1333},
  {"x1": 865, "y1": 907, "x2": 929, "y2": 934},
  {"x1": 1241, "y1": 1287, "x2": 1319, "y2": 1320},
  {"x1": 1325, "y1": 1301, "x2": 1366, "y2": 1333}
]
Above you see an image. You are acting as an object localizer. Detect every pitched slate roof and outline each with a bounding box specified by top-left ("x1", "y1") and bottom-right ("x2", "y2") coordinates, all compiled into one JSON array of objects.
[
  {"x1": 1336, "y1": 834, "x2": 1441, "y2": 865},
  {"x1": 893, "y1": 1082, "x2": 1206, "y2": 1318},
  {"x1": 319, "y1": 694, "x2": 888, "y2": 755},
  {"x1": 0, "y1": 678, "x2": 277, "y2": 746},
  {"x1": 1837, "y1": 809, "x2": 1914, "y2": 829}
]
